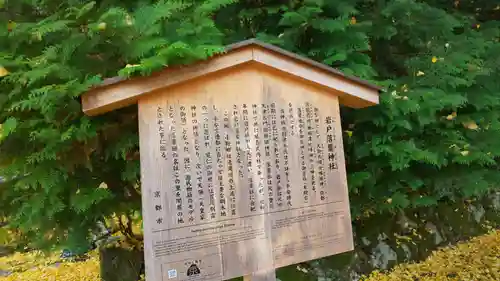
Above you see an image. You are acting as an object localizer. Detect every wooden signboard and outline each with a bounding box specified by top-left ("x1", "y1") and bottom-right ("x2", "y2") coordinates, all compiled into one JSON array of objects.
[{"x1": 81, "y1": 39, "x2": 381, "y2": 281}]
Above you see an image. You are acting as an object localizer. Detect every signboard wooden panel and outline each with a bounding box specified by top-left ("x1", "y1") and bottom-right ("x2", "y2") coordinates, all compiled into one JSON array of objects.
[
  {"x1": 138, "y1": 66, "x2": 354, "y2": 281},
  {"x1": 81, "y1": 39, "x2": 381, "y2": 281}
]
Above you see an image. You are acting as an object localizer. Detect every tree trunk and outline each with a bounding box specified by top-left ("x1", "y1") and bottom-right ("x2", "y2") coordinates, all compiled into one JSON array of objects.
[{"x1": 100, "y1": 246, "x2": 144, "y2": 281}]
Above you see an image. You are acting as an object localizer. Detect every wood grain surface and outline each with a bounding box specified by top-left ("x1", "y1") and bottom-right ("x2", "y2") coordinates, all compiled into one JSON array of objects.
[
  {"x1": 138, "y1": 65, "x2": 353, "y2": 281},
  {"x1": 82, "y1": 41, "x2": 380, "y2": 116}
]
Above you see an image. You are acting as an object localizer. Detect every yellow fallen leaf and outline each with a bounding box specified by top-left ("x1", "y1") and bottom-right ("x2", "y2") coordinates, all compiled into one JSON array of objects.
[
  {"x1": 0, "y1": 66, "x2": 9, "y2": 77},
  {"x1": 7, "y1": 20, "x2": 16, "y2": 32},
  {"x1": 416, "y1": 71, "x2": 425, "y2": 76},
  {"x1": 125, "y1": 64, "x2": 140, "y2": 68},
  {"x1": 461, "y1": 150, "x2": 469, "y2": 156},
  {"x1": 350, "y1": 17, "x2": 357, "y2": 25},
  {"x1": 476, "y1": 24, "x2": 480, "y2": 29},
  {"x1": 387, "y1": 198, "x2": 393, "y2": 204},
  {"x1": 98, "y1": 22, "x2": 107, "y2": 31},
  {"x1": 432, "y1": 56, "x2": 438, "y2": 63},
  {"x1": 446, "y1": 111, "x2": 457, "y2": 120},
  {"x1": 463, "y1": 121, "x2": 479, "y2": 130}
]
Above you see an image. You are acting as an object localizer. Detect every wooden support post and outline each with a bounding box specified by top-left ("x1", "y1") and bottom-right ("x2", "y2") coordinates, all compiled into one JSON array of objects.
[{"x1": 243, "y1": 270, "x2": 277, "y2": 281}]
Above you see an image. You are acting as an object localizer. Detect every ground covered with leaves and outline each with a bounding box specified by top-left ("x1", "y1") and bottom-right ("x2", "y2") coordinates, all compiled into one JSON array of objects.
[
  {"x1": 0, "y1": 230, "x2": 498, "y2": 281},
  {"x1": 362, "y1": 230, "x2": 500, "y2": 281},
  {"x1": 0, "y1": 251, "x2": 100, "y2": 281},
  {"x1": 1, "y1": 0, "x2": 500, "y2": 255}
]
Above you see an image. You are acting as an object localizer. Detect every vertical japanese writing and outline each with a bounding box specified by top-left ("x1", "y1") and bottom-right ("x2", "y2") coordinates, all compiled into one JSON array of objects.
[
  {"x1": 270, "y1": 103, "x2": 280, "y2": 210},
  {"x1": 288, "y1": 102, "x2": 296, "y2": 136},
  {"x1": 314, "y1": 107, "x2": 327, "y2": 201},
  {"x1": 224, "y1": 110, "x2": 237, "y2": 216},
  {"x1": 155, "y1": 101, "x2": 338, "y2": 228},
  {"x1": 286, "y1": 103, "x2": 295, "y2": 207},
  {"x1": 192, "y1": 106, "x2": 205, "y2": 221},
  {"x1": 242, "y1": 104, "x2": 256, "y2": 212},
  {"x1": 202, "y1": 105, "x2": 216, "y2": 220},
  {"x1": 325, "y1": 116, "x2": 338, "y2": 171},
  {"x1": 253, "y1": 104, "x2": 265, "y2": 211},
  {"x1": 233, "y1": 105, "x2": 243, "y2": 180},
  {"x1": 157, "y1": 107, "x2": 167, "y2": 159},
  {"x1": 306, "y1": 102, "x2": 316, "y2": 193},
  {"x1": 214, "y1": 108, "x2": 227, "y2": 217},
  {"x1": 262, "y1": 104, "x2": 273, "y2": 210},
  {"x1": 154, "y1": 106, "x2": 165, "y2": 226},
  {"x1": 153, "y1": 190, "x2": 162, "y2": 225},
  {"x1": 279, "y1": 107, "x2": 288, "y2": 208},
  {"x1": 297, "y1": 105, "x2": 308, "y2": 203},
  {"x1": 169, "y1": 105, "x2": 184, "y2": 224},
  {"x1": 180, "y1": 106, "x2": 195, "y2": 223}
]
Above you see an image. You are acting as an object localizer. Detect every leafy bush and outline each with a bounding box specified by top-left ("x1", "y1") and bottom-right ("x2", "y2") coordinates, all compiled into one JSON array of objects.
[
  {"x1": 1, "y1": 0, "x2": 499, "y2": 253},
  {"x1": 362, "y1": 230, "x2": 500, "y2": 281},
  {"x1": 0, "y1": 0, "x2": 231, "y2": 252}
]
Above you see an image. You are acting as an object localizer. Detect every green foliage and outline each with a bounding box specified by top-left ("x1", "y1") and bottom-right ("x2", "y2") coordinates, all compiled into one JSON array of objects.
[
  {"x1": 0, "y1": 0, "x2": 499, "y2": 255},
  {"x1": 341, "y1": 0, "x2": 500, "y2": 216},
  {"x1": 0, "y1": 0, "x2": 230, "y2": 252},
  {"x1": 215, "y1": 0, "x2": 500, "y2": 218}
]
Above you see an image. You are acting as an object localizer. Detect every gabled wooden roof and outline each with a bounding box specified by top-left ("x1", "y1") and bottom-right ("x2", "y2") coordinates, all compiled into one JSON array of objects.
[{"x1": 82, "y1": 39, "x2": 382, "y2": 116}]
